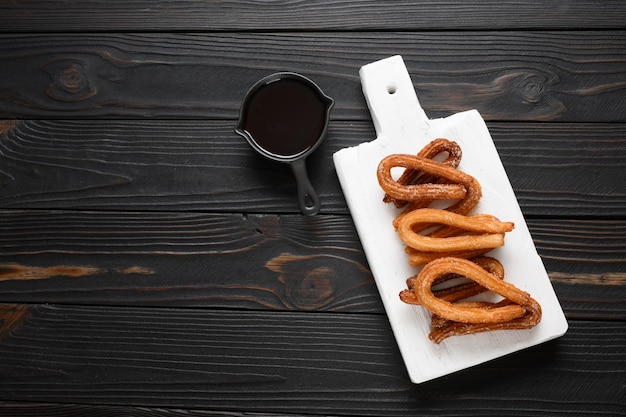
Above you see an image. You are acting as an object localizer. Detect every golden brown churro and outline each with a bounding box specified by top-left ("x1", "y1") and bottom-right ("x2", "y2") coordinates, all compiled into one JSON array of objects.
[
  {"x1": 378, "y1": 139, "x2": 541, "y2": 343},
  {"x1": 411, "y1": 257, "x2": 534, "y2": 324},
  {"x1": 397, "y1": 209, "x2": 514, "y2": 253},
  {"x1": 383, "y1": 138, "x2": 463, "y2": 208},
  {"x1": 377, "y1": 154, "x2": 468, "y2": 202}
]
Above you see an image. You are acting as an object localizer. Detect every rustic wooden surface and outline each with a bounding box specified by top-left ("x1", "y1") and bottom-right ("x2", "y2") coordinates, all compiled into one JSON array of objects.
[{"x1": 0, "y1": 1, "x2": 625, "y2": 416}]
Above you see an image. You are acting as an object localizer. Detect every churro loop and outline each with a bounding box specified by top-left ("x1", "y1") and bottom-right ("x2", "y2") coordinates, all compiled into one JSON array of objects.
[
  {"x1": 379, "y1": 138, "x2": 542, "y2": 343},
  {"x1": 377, "y1": 154, "x2": 468, "y2": 202},
  {"x1": 379, "y1": 151, "x2": 482, "y2": 213},
  {"x1": 397, "y1": 208, "x2": 514, "y2": 253},
  {"x1": 383, "y1": 138, "x2": 462, "y2": 207},
  {"x1": 411, "y1": 257, "x2": 540, "y2": 326},
  {"x1": 400, "y1": 256, "x2": 505, "y2": 305},
  {"x1": 400, "y1": 256, "x2": 541, "y2": 342},
  {"x1": 430, "y1": 256, "x2": 505, "y2": 302}
]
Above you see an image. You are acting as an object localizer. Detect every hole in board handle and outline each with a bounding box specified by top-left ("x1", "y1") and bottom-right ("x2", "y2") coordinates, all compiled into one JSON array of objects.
[{"x1": 387, "y1": 83, "x2": 397, "y2": 94}]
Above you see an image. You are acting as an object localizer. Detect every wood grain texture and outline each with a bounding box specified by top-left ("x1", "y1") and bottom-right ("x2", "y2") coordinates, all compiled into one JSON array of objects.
[
  {"x1": 1, "y1": 120, "x2": 625, "y2": 216},
  {"x1": 489, "y1": 123, "x2": 626, "y2": 217},
  {"x1": 1, "y1": 210, "x2": 624, "y2": 320},
  {"x1": 1, "y1": 1, "x2": 624, "y2": 415},
  {"x1": 0, "y1": 303, "x2": 623, "y2": 416},
  {"x1": 1, "y1": 0, "x2": 626, "y2": 32},
  {"x1": 1, "y1": 32, "x2": 625, "y2": 121},
  {"x1": 0, "y1": 211, "x2": 379, "y2": 311},
  {"x1": 0, "y1": 403, "x2": 301, "y2": 417}
]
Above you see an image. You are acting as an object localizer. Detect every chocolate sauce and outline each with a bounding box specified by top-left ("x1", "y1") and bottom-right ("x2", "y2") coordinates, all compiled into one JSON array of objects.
[{"x1": 240, "y1": 77, "x2": 328, "y2": 157}]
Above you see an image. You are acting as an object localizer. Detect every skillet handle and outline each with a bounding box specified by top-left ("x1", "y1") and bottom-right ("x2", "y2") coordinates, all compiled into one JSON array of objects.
[{"x1": 290, "y1": 158, "x2": 320, "y2": 216}]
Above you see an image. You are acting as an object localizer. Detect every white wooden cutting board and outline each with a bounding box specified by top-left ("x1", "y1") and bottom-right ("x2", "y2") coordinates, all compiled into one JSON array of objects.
[{"x1": 333, "y1": 55, "x2": 568, "y2": 384}]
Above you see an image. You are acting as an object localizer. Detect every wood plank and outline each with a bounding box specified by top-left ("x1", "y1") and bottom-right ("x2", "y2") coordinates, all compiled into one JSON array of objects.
[
  {"x1": 1, "y1": 1, "x2": 626, "y2": 32},
  {"x1": 0, "y1": 403, "x2": 310, "y2": 417},
  {"x1": 1, "y1": 32, "x2": 625, "y2": 121},
  {"x1": 489, "y1": 123, "x2": 626, "y2": 218},
  {"x1": 529, "y1": 219, "x2": 626, "y2": 276},
  {"x1": 1, "y1": 210, "x2": 624, "y2": 320},
  {"x1": 0, "y1": 303, "x2": 623, "y2": 416},
  {"x1": 1, "y1": 120, "x2": 625, "y2": 217},
  {"x1": 0, "y1": 211, "x2": 380, "y2": 312},
  {"x1": 1, "y1": 2, "x2": 622, "y2": 416}
]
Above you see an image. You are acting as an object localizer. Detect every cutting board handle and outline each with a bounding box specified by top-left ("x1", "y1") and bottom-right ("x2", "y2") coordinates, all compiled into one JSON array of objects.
[{"x1": 359, "y1": 55, "x2": 430, "y2": 145}]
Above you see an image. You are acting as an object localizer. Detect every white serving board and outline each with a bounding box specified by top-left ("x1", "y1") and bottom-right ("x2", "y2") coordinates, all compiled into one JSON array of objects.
[{"x1": 333, "y1": 55, "x2": 568, "y2": 384}]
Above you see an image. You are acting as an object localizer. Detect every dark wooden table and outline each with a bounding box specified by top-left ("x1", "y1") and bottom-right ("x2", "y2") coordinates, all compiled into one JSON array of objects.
[{"x1": 1, "y1": 1, "x2": 625, "y2": 416}]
